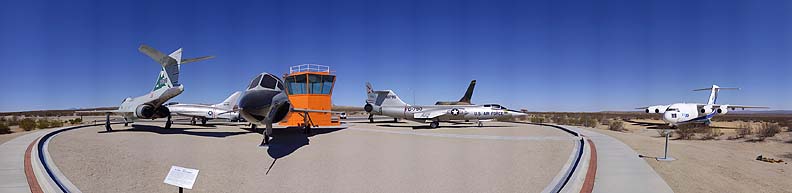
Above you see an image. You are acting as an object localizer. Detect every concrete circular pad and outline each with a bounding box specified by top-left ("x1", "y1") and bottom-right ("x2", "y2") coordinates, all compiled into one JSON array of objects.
[{"x1": 49, "y1": 121, "x2": 575, "y2": 192}]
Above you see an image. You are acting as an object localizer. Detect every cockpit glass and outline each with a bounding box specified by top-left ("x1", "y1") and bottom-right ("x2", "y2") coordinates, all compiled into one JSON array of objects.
[
  {"x1": 248, "y1": 75, "x2": 262, "y2": 89},
  {"x1": 260, "y1": 74, "x2": 279, "y2": 89}
]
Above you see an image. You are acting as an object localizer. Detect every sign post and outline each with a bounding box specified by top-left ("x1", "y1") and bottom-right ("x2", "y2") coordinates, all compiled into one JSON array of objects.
[{"x1": 164, "y1": 166, "x2": 199, "y2": 192}]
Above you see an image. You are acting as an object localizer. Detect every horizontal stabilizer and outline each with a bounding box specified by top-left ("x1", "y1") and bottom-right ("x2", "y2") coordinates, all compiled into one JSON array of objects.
[{"x1": 181, "y1": 56, "x2": 215, "y2": 64}]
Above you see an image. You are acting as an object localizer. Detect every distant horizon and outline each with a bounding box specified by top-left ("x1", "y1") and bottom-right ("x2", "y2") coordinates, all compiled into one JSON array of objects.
[{"x1": 1, "y1": 0, "x2": 791, "y2": 112}]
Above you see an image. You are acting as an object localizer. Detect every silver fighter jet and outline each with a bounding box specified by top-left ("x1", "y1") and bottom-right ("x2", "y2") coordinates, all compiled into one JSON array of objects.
[
  {"x1": 166, "y1": 91, "x2": 242, "y2": 125},
  {"x1": 363, "y1": 88, "x2": 526, "y2": 128}
]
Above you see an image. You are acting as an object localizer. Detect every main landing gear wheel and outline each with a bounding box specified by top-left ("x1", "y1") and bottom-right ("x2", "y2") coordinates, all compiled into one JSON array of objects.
[
  {"x1": 393, "y1": 118, "x2": 398, "y2": 122},
  {"x1": 165, "y1": 115, "x2": 172, "y2": 129},
  {"x1": 190, "y1": 118, "x2": 196, "y2": 125},
  {"x1": 477, "y1": 122, "x2": 483, "y2": 127},
  {"x1": 429, "y1": 121, "x2": 440, "y2": 128},
  {"x1": 369, "y1": 115, "x2": 374, "y2": 123},
  {"x1": 104, "y1": 113, "x2": 113, "y2": 132},
  {"x1": 201, "y1": 118, "x2": 207, "y2": 125}
]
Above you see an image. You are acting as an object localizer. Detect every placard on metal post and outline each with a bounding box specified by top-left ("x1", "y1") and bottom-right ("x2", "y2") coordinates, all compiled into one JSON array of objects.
[{"x1": 164, "y1": 166, "x2": 200, "y2": 192}]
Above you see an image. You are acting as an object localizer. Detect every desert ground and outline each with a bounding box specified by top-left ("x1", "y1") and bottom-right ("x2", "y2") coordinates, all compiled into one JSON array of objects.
[{"x1": 586, "y1": 119, "x2": 792, "y2": 193}]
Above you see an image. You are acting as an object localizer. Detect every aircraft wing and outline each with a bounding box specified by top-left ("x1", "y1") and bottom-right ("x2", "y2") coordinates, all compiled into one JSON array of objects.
[
  {"x1": 705, "y1": 104, "x2": 769, "y2": 109},
  {"x1": 75, "y1": 109, "x2": 121, "y2": 114},
  {"x1": 414, "y1": 109, "x2": 448, "y2": 119}
]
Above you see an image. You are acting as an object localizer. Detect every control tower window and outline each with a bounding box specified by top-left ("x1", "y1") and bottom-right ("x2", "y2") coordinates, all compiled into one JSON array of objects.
[
  {"x1": 248, "y1": 75, "x2": 262, "y2": 89},
  {"x1": 308, "y1": 75, "x2": 322, "y2": 94},
  {"x1": 322, "y1": 75, "x2": 334, "y2": 94},
  {"x1": 260, "y1": 74, "x2": 279, "y2": 89},
  {"x1": 286, "y1": 74, "x2": 307, "y2": 94},
  {"x1": 307, "y1": 74, "x2": 335, "y2": 94}
]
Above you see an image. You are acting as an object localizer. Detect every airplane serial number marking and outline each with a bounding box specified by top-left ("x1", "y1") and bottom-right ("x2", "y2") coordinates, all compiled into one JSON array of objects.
[{"x1": 405, "y1": 107, "x2": 423, "y2": 112}]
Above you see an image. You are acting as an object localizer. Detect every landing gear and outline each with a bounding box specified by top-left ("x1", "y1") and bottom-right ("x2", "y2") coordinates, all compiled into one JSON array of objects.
[
  {"x1": 104, "y1": 113, "x2": 113, "y2": 132},
  {"x1": 304, "y1": 125, "x2": 312, "y2": 134},
  {"x1": 165, "y1": 115, "x2": 172, "y2": 129},
  {"x1": 201, "y1": 118, "x2": 207, "y2": 125},
  {"x1": 259, "y1": 121, "x2": 273, "y2": 147},
  {"x1": 368, "y1": 114, "x2": 374, "y2": 123},
  {"x1": 429, "y1": 121, "x2": 440, "y2": 128},
  {"x1": 477, "y1": 121, "x2": 483, "y2": 127},
  {"x1": 190, "y1": 117, "x2": 196, "y2": 125},
  {"x1": 393, "y1": 118, "x2": 398, "y2": 122},
  {"x1": 123, "y1": 118, "x2": 129, "y2": 127}
]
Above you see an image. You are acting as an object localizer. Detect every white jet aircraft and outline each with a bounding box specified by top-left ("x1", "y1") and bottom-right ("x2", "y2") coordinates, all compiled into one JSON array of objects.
[
  {"x1": 363, "y1": 86, "x2": 526, "y2": 128},
  {"x1": 639, "y1": 85, "x2": 766, "y2": 128},
  {"x1": 82, "y1": 45, "x2": 213, "y2": 131},
  {"x1": 166, "y1": 91, "x2": 242, "y2": 125}
]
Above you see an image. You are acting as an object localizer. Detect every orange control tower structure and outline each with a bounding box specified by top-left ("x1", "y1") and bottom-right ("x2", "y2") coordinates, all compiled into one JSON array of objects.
[{"x1": 280, "y1": 64, "x2": 340, "y2": 127}]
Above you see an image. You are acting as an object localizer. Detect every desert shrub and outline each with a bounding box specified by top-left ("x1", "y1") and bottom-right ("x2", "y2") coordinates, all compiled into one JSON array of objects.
[
  {"x1": 600, "y1": 118, "x2": 611, "y2": 126},
  {"x1": 756, "y1": 122, "x2": 781, "y2": 139},
  {"x1": 675, "y1": 125, "x2": 698, "y2": 140},
  {"x1": 736, "y1": 123, "x2": 752, "y2": 138},
  {"x1": 19, "y1": 118, "x2": 36, "y2": 131},
  {"x1": 582, "y1": 117, "x2": 598, "y2": 128},
  {"x1": 0, "y1": 122, "x2": 10, "y2": 134},
  {"x1": 608, "y1": 120, "x2": 624, "y2": 131},
  {"x1": 68, "y1": 118, "x2": 83, "y2": 125},
  {"x1": 36, "y1": 119, "x2": 50, "y2": 129},
  {"x1": 7, "y1": 116, "x2": 19, "y2": 126},
  {"x1": 49, "y1": 119, "x2": 63, "y2": 128},
  {"x1": 701, "y1": 128, "x2": 722, "y2": 140},
  {"x1": 496, "y1": 116, "x2": 516, "y2": 122},
  {"x1": 656, "y1": 129, "x2": 673, "y2": 138},
  {"x1": 530, "y1": 116, "x2": 545, "y2": 124}
]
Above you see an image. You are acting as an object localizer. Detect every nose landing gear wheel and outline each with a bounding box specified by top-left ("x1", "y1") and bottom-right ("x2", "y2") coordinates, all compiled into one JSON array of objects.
[{"x1": 165, "y1": 115, "x2": 172, "y2": 129}]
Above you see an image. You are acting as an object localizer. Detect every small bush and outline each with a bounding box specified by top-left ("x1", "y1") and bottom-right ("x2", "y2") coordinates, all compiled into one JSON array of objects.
[
  {"x1": 49, "y1": 119, "x2": 63, "y2": 128},
  {"x1": 608, "y1": 120, "x2": 624, "y2": 131},
  {"x1": 736, "y1": 123, "x2": 752, "y2": 138},
  {"x1": 582, "y1": 117, "x2": 598, "y2": 128},
  {"x1": 19, "y1": 118, "x2": 36, "y2": 131},
  {"x1": 600, "y1": 118, "x2": 611, "y2": 126},
  {"x1": 530, "y1": 116, "x2": 545, "y2": 124},
  {"x1": 68, "y1": 118, "x2": 83, "y2": 125},
  {"x1": 36, "y1": 119, "x2": 50, "y2": 129},
  {"x1": 675, "y1": 125, "x2": 698, "y2": 140},
  {"x1": 7, "y1": 116, "x2": 19, "y2": 126},
  {"x1": 756, "y1": 122, "x2": 781, "y2": 139},
  {"x1": 0, "y1": 122, "x2": 10, "y2": 134},
  {"x1": 701, "y1": 128, "x2": 722, "y2": 140}
]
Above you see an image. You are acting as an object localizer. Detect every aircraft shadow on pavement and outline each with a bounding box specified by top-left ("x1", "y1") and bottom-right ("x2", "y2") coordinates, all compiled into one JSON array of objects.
[
  {"x1": 98, "y1": 124, "x2": 253, "y2": 138},
  {"x1": 376, "y1": 124, "x2": 509, "y2": 130},
  {"x1": 237, "y1": 126, "x2": 345, "y2": 160}
]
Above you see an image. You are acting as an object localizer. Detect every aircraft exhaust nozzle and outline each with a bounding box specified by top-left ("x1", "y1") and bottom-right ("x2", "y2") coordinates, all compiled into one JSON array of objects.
[{"x1": 364, "y1": 103, "x2": 374, "y2": 113}]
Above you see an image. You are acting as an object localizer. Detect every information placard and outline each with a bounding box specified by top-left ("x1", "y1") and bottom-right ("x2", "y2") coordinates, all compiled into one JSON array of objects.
[{"x1": 164, "y1": 166, "x2": 199, "y2": 189}]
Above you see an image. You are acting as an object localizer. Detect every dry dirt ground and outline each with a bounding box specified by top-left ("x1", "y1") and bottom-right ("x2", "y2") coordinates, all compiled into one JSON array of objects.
[
  {"x1": 588, "y1": 119, "x2": 792, "y2": 193},
  {"x1": 48, "y1": 121, "x2": 577, "y2": 193}
]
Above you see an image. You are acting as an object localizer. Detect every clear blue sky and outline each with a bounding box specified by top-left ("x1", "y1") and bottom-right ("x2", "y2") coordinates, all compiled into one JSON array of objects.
[{"x1": 1, "y1": 0, "x2": 791, "y2": 112}]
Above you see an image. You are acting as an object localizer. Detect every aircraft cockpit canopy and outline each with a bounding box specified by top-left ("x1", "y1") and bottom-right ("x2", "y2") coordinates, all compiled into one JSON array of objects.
[
  {"x1": 483, "y1": 104, "x2": 507, "y2": 110},
  {"x1": 248, "y1": 74, "x2": 283, "y2": 90}
]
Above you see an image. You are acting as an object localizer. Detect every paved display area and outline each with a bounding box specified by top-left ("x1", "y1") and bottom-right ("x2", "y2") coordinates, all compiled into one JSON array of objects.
[{"x1": 46, "y1": 120, "x2": 577, "y2": 192}]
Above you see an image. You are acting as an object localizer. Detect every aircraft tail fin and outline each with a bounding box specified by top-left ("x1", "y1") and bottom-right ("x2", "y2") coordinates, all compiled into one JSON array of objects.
[
  {"x1": 212, "y1": 91, "x2": 242, "y2": 110},
  {"x1": 693, "y1": 85, "x2": 739, "y2": 105},
  {"x1": 139, "y1": 44, "x2": 213, "y2": 91},
  {"x1": 458, "y1": 80, "x2": 476, "y2": 103},
  {"x1": 374, "y1": 90, "x2": 409, "y2": 106},
  {"x1": 365, "y1": 82, "x2": 376, "y2": 104}
]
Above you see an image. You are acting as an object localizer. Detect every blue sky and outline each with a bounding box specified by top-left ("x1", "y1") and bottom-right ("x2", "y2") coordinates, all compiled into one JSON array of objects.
[{"x1": 1, "y1": 0, "x2": 791, "y2": 112}]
